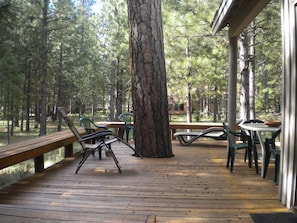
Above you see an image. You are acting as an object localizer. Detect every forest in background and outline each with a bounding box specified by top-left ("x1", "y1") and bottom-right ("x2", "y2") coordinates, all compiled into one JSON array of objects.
[{"x1": 0, "y1": 0, "x2": 282, "y2": 138}]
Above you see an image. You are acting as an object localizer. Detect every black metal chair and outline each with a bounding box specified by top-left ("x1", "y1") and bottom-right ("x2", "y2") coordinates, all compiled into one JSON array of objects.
[
  {"x1": 223, "y1": 122, "x2": 252, "y2": 172},
  {"x1": 58, "y1": 107, "x2": 142, "y2": 174},
  {"x1": 79, "y1": 117, "x2": 108, "y2": 159}
]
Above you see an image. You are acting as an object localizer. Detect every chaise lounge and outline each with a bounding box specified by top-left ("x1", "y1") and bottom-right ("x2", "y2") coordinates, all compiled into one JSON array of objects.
[{"x1": 174, "y1": 127, "x2": 226, "y2": 146}]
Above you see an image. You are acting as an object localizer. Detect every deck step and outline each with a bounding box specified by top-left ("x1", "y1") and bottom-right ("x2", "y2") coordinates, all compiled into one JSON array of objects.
[{"x1": 145, "y1": 214, "x2": 156, "y2": 223}]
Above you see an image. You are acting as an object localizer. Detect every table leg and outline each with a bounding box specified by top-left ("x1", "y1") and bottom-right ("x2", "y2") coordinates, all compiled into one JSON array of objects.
[{"x1": 257, "y1": 131, "x2": 267, "y2": 178}]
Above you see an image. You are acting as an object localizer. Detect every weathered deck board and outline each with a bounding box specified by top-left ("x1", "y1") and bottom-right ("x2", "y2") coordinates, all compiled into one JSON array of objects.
[{"x1": 0, "y1": 140, "x2": 289, "y2": 222}]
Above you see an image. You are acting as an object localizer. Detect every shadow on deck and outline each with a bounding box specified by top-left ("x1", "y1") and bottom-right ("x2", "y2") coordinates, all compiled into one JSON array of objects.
[{"x1": 0, "y1": 140, "x2": 289, "y2": 222}]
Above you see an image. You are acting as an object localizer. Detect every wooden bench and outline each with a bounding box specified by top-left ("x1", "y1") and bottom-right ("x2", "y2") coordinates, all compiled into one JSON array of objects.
[
  {"x1": 96, "y1": 121, "x2": 234, "y2": 140},
  {"x1": 0, "y1": 128, "x2": 85, "y2": 173},
  {"x1": 1, "y1": 122, "x2": 223, "y2": 173}
]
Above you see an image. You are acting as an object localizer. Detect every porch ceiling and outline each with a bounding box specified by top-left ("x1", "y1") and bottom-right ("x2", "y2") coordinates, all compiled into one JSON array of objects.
[{"x1": 212, "y1": 0, "x2": 271, "y2": 37}]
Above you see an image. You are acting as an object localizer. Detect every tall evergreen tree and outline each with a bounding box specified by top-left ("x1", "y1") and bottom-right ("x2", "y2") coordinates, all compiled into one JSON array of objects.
[
  {"x1": 127, "y1": 0, "x2": 173, "y2": 157},
  {"x1": 99, "y1": 0, "x2": 130, "y2": 120},
  {"x1": 163, "y1": 0, "x2": 227, "y2": 122}
]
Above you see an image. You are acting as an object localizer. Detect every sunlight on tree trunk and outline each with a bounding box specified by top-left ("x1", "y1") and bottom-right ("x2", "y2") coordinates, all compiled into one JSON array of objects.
[
  {"x1": 186, "y1": 83, "x2": 192, "y2": 123},
  {"x1": 239, "y1": 29, "x2": 250, "y2": 121},
  {"x1": 249, "y1": 21, "x2": 256, "y2": 119}
]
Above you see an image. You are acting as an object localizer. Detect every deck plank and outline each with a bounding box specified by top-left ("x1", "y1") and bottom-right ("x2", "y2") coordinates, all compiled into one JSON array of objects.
[{"x1": 0, "y1": 140, "x2": 289, "y2": 222}]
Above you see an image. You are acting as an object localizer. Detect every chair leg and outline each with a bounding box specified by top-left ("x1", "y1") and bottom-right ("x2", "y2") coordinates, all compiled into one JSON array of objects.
[
  {"x1": 245, "y1": 143, "x2": 252, "y2": 168},
  {"x1": 252, "y1": 144, "x2": 259, "y2": 174},
  {"x1": 263, "y1": 150, "x2": 271, "y2": 179},
  {"x1": 110, "y1": 149, "x2": 121, "y2": 173},
  {"x1": 116, "y1": 136, "x2": 143, "y2": 158},
  {"x1": 244, "y1": 149, "x2": 248, "y2": 163},
  {"x1": 227, "y1": 147, "x2": 231, "y2": 169},
  {"x1": 275, "y1": 154, "x2": 280, "y2": 184},
  {"x1": 104, "y1": 144, "x2": 122, "y2": 173},
  {"x1": 75, "y1": 149, "x2": 94, "y2": 174},
  {"x1": 230, "y1": 149, "x2": 235, "y2": 173},
  {"x1": 98, "y1": 148, "x2": 102, "y2": 160},
  {"x1": 125, "y1": 128, "x2": 130, "y2": 142},
  {"x1": 263, "y1": 142, "x2": 271, "y2": 179}
]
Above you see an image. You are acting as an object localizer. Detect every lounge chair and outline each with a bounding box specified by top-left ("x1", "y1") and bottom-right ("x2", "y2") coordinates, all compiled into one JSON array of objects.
[
  {"x1": 79, "y1": 117, "x2": 108, "y2": 159},
  {"x1": 58, "y1": 107, "x2": 142, "y2": 173},
  {"x1": 174, "y1": 127, "x2": 226, "y2": 146}
]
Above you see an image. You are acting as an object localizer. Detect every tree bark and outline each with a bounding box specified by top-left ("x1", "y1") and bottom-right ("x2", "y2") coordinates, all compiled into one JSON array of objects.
[
  {"x1": 185, "y1": 39, "x2": 192, "y2": 123},
  {"x1": 239, "y1": 29, "x2": 250, "y2": 121},
  {"x1": 249, "y1": 21, "x2": 256, "y2": 119},
  {"x1": 127, "y1": 0, "x2": 173, "y2": 158},
  {"x1": 108, "y1": 61, "x2": 116, "y2": 121},
  {"x1": 39, "y1": 0, "x2": 49, "y2": 136}
]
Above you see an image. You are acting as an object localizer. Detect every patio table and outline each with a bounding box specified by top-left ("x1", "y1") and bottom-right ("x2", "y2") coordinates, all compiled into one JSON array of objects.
[{"x1": 240, "y1": 123, "x2": 281, "y2": 178}]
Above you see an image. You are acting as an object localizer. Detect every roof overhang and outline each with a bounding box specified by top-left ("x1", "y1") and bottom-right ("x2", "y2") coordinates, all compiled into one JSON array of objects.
[{"x1": 212, "y1": 0, "x2": 271, "y2": 37}]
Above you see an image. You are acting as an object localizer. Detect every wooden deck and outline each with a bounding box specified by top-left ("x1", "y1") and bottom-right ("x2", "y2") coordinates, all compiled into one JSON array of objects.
[{"x1": 0, "y1": 140, "x2": 289, "y2": 222}]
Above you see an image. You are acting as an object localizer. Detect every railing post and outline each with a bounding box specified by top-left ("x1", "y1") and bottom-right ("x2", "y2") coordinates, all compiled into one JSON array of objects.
[
  {"x1": 64, "y1": 143, "x2": 73, "y2": 157},
  {"x1": 34, "y1": 155, "x2": 44, "y2": 172}
]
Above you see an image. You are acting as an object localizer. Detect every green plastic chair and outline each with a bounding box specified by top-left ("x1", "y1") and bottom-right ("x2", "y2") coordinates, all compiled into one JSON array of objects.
[
  {"x1": 223, "y1": 122, "x2": 252, "y2": 172},
  {"x1": 119, "y1": 113, "x2": 133, "y2": 142},
  {"x1": 79, "y1": 117, "x2": 107, "y2": 134},
  {"x1": 264, "y1": 128, "x2": 281, "y2": 184}
]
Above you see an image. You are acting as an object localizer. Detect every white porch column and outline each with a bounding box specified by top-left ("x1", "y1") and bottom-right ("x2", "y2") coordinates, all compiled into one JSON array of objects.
[{"x1": 279, "y1": 0, "x2": 297, "y2": 210}]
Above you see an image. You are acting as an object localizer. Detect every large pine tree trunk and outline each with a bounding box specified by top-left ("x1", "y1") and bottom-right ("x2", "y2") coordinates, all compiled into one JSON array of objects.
[{"x1": 127, "y1": 0, "x2": 173, "y2": 158}]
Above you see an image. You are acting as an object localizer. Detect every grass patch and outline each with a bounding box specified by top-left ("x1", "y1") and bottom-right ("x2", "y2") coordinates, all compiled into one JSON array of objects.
[{"x1": 0, "y1": 160, "x2": 34, "y2": 189}]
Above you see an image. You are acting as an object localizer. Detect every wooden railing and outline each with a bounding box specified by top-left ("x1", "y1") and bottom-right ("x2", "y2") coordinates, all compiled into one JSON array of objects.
[
  {"x1": 97, "y1": 121, "x2": 228, "y2": 139},
  {"x1": 0, "y1": 122, "x2": 230, "y2": 173},
  {"x1": 0, "y1": 128, "x2": 85, "y2": 173}
]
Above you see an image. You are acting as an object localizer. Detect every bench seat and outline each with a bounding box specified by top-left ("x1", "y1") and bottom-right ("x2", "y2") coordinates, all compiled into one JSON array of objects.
[{"x1": 0, "y1": 128, "x2": 85, "y2": 172}]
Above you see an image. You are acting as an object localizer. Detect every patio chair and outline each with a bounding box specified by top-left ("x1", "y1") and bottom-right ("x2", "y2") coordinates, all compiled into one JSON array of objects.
[
  {"x1": 173, "y1": 127, "x2": 226, "y2": 146},
  {"x1": 223, "y1": 122, "x2": 252, "y2": 172},
  {"x1": 119, "y1": 112, "x2": 133, "y2": 142},
  {"x1": 58, "y1": 107, "x2": 142, "y2": 173},
  {"x1": 264, "y1": 128, "x2": 281, "y2": 184},
  {"x1": 79, "y1": 117, "x2": 107, "y2": 134}
]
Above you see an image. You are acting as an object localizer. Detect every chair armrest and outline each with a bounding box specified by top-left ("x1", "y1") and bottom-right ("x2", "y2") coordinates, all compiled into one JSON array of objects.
[
  {"x1": 230, "y1": 130, "x2": 244, "y2": 137},
  {"x1": 201, "y1": 127, "x2": 225, "y2": 134},
  {"x1": 80, "y1": 130, "x2": 112, "y2": 142},
  {"x1": 94, "y1": 125, "x2": 108, "y2": 130},
  {"x1": 84, "y1": 127, "x2": 96, "y2": 132}
]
